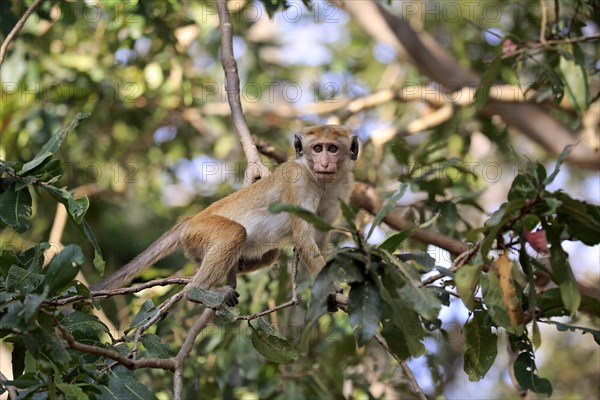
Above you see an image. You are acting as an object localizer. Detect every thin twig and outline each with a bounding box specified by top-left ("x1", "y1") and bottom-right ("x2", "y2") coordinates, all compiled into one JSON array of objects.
[
  {"x1": 48, "y1": 277, "x2": 191, "y2": 306},
  {"x1": 216, "y1": 0, "x2": 270, "y2": 186},
  {"x1": 419, "y1": 240, "x2": 482, "y2": 287},
  {"x1": 373, "y1": 333, "x2": 428, "y2": 400},
  {"x1": 173, "y1": 308, "x2": 217, "y2": 400},
  {"x1": 503, "y1": 33, "x2": 600, "y2": 59},
  {"x1": 0, "y1": 0, "x2": 45, "y2": 65},
  {"x1": 52, "y1": 314, "x2": 176, "y2": 371},
  {"x1": 132, "y1": 291, "x2": 186, "y2": 357},
  {"x1": 237, "y1": 253, "x2": 300, "y2": 321}
]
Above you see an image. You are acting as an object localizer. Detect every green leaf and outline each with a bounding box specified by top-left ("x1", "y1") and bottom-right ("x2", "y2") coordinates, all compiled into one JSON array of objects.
[
  {"x1": 250, "y1": 319, "x2": 299, "y2": 364},
  {"x1": 368, "y1": 184, "x2": 408, "y2": 239},
  {"x1": 378, "y1": 213, "x2": 439, "y2": 252},
  {"x1": 556, "y1": 192, "x2": 600, "y2": 246},
  {"x1": 390, "y1": 139, "x2": 410, "y2": 165},
  {"x1": 141, "y1": 334, "x2": 173, "y2": 358},
  {"x1": 20, "y1": 113, "x2": 90, "y2": 175},
  {"x1": 559, "y1": 46, "x2": 589, "y2": 114},
  {"x1": 62, "y1": 310, "x2": 110, "y2": 341},
  {"x1": 397, "y1": 284, "x2": 442, "y2": 320},
  {"x1": 42, "y1": 185, "x2": 89, "y2": 223},
  {"x1": 214, "y1": 306, "x2": 238, "y2": 325},
  {"x1": 544, "y1": 145, "x2": 572, "y2": 185},
  {"x1": 464, "y1": 309, "x2": 498, "y2": 381},
  {"x1": 536, "y1": 287, "x2": 569, "y2": 317},
  {"x1": 0, "y1": 249, "x2": 20, "y2": 274},
  {"x1": 339, "y1": 200, "x2": 358, "y2": 226},
  {"x1": 522, "y1": 214, "x2": 540, "y2": 231},
  {"x1": 473, "y1": 55, "x2": 502, "y2": 109},
  {"x1": 547, "y1": 225, "x2": 581, "y2": 315},
  {"x1": 480, "y1": 200, "x2": 525, "y2": 257},
  {"x1": 307, "y1": 253, "x2": 365, "y2": 325},
  {"x1": 508, "y1": 171, "x2": 537, "y2": 201},
  {"x1": 398, "y1": 252, "x2": 436, "y2": 271},
  {"x1": 6, "y1": 266, "x2": 44, "y2": 293},
  {"x1": 186, "y1": 287, "x2": 225, "y2": 308},
  {"x1": 38, "y1": 184, "x2": 105, "y2": 273},
  {"x1": 56, "y1": 384, "x2": 88, "y2": 400},
  {"x1": 348, "y1": 280, "x2": 382, "y2": 346},
  {"x1": 380, "y1": 304, "x2": 425, "y2": 360},
  {"x1": 14, "y1": 176, "x2": 36, "y2": 191},
  {"x1": 455, "y1": 264, "x2": 482, "y2": 310},
  {"x1": 22, "y1": 287, "x2": 49, "y2": 323},
  {"x1": 128, "y1": 300, "x2": 157, "y2": 332},
  {"x1": 510, "y1": 335, "x2": 553, "y2": 396},
  {"x1": 100, "y1": 368, "x2": 157, "y2": 400},
  {"x1": 268, "y1": 203, "x2": 334, "y2": 231},
  {"x1": 33, "y1": 159, "x2": 64, "y2": 183},
  {"x1": 43, "y1": 245, "x2": 85, "y2": 294},
  {"x1": 539, "y1": 320, "x2": 600, "y2": 345},
  {"x1": 0, "y1": 186, "x2": 32, "y2": 233},
  {"x1": 83, "y1": 220, "x2": 105, "y2": 274}
]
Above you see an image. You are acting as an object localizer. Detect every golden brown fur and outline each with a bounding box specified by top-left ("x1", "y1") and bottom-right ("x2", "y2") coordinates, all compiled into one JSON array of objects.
[{"x1": 92, "y1": 125, "x2": 358, "y2": 306}]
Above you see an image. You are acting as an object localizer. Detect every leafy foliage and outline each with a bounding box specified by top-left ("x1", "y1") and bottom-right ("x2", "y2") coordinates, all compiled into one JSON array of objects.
[{"x1": 1, "y1": 0, "x2": 599, "y2": 398}]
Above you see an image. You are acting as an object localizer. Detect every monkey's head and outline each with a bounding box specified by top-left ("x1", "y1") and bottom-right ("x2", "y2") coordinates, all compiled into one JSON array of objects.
[{"x1": 294, "y1": 125, "x2": 359, "y2": 182}]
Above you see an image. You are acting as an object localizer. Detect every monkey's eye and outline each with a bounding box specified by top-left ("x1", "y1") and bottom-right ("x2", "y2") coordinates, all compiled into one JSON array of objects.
[
  {"x1": 313, "y1": 145, "x2": 323, "y2": 152},
  {"x1": 328, "y1": 145, "x2": 338, "y2": 153}
]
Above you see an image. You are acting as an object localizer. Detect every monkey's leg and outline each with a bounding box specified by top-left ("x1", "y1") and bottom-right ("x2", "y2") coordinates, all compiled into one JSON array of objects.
[
  {"x1": 237, "y1": 249, "x2": 280, "y2": 274},
  {"x1": 184, "y1": 215, "x2": 247, "y2": 307}
]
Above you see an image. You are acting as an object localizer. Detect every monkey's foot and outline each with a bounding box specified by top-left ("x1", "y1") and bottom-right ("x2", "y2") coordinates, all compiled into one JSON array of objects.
[
  {"x1": 216, "y1": 285, "x2": 240, "y2": 307},
  {"x1": 327, "y1": 284, "x2": 344, "y2": 312}
]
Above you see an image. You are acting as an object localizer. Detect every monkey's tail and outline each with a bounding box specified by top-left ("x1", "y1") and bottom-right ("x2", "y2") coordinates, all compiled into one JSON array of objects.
[{"x1": 91, "y1": 221, "x2": 188, "y2": 291}]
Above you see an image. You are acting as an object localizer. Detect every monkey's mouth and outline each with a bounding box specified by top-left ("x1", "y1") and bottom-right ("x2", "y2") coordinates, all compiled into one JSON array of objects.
[{"x1": 314, "y1": 171, "x2": 336, "y2": 179}]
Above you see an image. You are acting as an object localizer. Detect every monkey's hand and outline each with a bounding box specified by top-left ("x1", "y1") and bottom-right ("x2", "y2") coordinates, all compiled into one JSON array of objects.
[
  {"x1": 327, "y1": 284, "x2": 344, "y2": 312},
  {"x1": 216, "y1": 285, "x2": 240, "y2": 307}
]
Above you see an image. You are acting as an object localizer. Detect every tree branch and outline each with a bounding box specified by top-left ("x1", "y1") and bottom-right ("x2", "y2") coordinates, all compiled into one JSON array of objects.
[
  {"x1": 216, "y1": 0, "x2": 270, "y2": 185},
  {"x1": 53, "y1": 316, "x2": 176, "y2": 371},
  {"x1": 335, "y1": 0, "x2": 600, "y2": 170},
  {"x1": 373, "y1": 333, "x2": 428, "y2": 400},
  {"x1": 48, "y1": 277, "x2": 191, "y2": 306},
  {"x1": 173, "y1": 308, "x2": 216, "y2": 400},
  {"x1": 0, "y1": 0, "x2": 45, "y2": 65},
  {"x1": 0, "y1": 371, "x2": 18, "y2": 400}
]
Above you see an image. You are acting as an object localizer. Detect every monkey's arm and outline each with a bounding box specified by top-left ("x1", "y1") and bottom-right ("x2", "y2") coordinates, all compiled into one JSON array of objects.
[{"x1": 291, "y1": 216, "x2": 326, "y2": 276}]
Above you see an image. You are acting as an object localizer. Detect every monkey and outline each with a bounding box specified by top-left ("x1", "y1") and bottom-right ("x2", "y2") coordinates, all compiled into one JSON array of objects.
[{"x1": 92, "y1": 125, "x2": 359, "y2": 307}]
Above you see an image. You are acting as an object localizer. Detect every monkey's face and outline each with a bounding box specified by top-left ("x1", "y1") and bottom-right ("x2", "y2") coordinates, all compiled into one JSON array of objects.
[
  {"x1": 308, "y1": 141, "x2": 344, "y2": 181},
  {"x1": 295, "y1": 125, "x2": 359, "y2": 182}
]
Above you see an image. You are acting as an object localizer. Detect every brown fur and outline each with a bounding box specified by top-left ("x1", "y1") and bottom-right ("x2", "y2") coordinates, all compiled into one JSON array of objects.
[{"x1": 92, "y1": 125, "x2": 358, "y2": 306}]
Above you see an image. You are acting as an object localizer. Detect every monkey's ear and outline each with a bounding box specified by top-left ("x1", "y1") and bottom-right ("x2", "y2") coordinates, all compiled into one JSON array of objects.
[
  {"x1": 294, "y1": 134, "x2": 303, "y2": 158},
  {"x1": 350, "y1": 135, "x2": 359, "y2": 160}
]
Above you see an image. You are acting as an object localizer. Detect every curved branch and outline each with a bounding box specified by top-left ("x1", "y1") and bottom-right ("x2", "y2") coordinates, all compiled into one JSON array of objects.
[
  {"x1": 373, "y1": 333, "x2": 428, "y2": 400},
  {"x1": 335, "y1": 0, "x2": 600, "y2": 170},
  {"x1": 216, "y1": 0, "x2": 270, "y2": 185},
  {"x1": 173, "y1": 308, "x2": 216, "y2": 399},
  {"x1": 0, "y1": 0, "x2": 45, "y2": 65}
]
